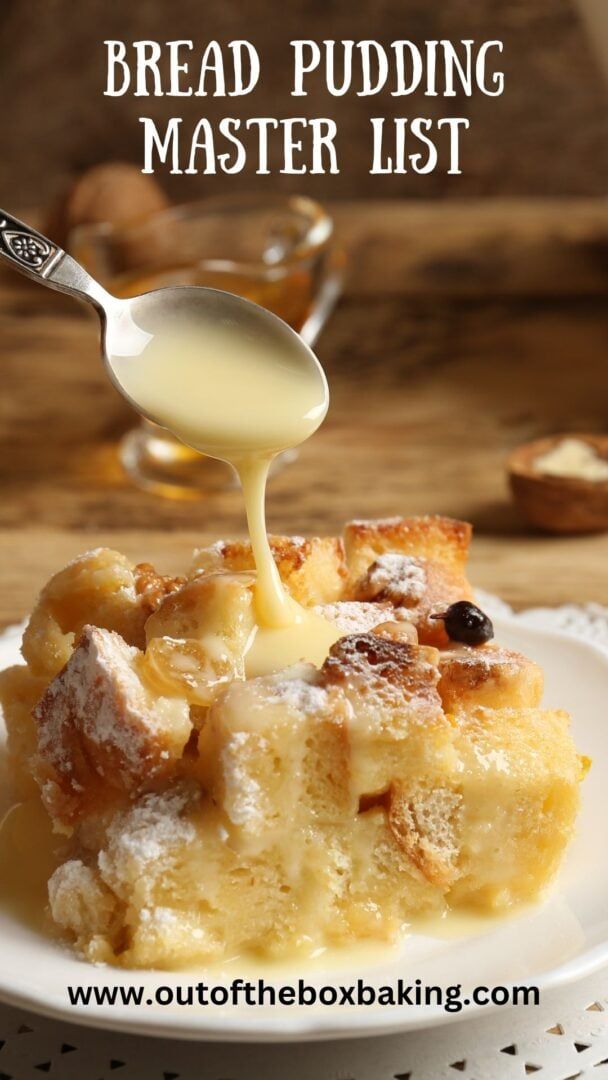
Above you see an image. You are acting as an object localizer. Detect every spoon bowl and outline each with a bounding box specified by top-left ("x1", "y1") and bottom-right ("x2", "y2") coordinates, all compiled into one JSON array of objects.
[
  {"x1": 0, "y1": 210, "x2": 328, "y2": 458},
  {"x1": 102, "y1": 284, "x2": 329, "y2": 458}
]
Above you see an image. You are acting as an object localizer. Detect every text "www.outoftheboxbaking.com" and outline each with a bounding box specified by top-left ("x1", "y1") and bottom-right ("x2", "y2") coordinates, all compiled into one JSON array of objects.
[{"x1": 68, "y1": 978, "x2": 540, "y2": 1014}]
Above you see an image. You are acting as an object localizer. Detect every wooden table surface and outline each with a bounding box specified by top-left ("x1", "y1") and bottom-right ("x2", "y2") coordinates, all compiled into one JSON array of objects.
[{"x1": 1, "y1": 198, "x2": 608, "y2": 627}]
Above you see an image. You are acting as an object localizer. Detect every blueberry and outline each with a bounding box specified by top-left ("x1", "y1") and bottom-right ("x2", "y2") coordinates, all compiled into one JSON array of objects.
[{"x1": 432, "y1": 601, "x2": 494, "y2": 645}]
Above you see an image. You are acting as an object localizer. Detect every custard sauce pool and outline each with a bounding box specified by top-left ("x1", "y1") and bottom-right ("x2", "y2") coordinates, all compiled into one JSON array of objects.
[{"x1": 0, "y1": 790, "x2": 526, "y2": 965}]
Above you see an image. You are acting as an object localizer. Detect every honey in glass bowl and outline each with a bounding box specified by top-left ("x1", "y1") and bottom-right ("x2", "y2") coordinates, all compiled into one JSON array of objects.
[{"x1": 69, "y1": 194, "x2": 342, "y2": 498}]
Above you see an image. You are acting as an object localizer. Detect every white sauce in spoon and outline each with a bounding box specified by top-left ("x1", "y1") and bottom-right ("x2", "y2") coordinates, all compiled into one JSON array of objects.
[{"x1": 109, "y1": 306, "x2": 341, "y2": 675}]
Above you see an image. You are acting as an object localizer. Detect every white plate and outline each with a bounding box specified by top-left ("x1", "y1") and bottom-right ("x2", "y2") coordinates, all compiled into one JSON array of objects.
[{"x1": 0, "y1": 615, "x2": 606, "y2": 1042}]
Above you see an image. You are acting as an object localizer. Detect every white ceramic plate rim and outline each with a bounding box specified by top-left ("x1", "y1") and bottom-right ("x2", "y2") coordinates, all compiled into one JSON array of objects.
[{"x1": 0, "y1": 615, "x2": 606, "y2": 1042}]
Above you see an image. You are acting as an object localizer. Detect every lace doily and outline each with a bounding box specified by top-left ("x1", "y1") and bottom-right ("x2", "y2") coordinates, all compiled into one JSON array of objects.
[
  {"x1": 478, "y1": 591, "x2": 608, "y2": 651},
  {"x1": 1, "y1": 973, "x2": 608, "y2": 1080},
  {"x1": 2, "y1": 601, "x2": 608, "y2": 1080}
]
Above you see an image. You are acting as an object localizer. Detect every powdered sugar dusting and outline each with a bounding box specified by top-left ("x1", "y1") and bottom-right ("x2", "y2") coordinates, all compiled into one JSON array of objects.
[
  {"x1": 99, "y1": 787, "x2": 196, "y2": 874},
  {"x1": 266, "y1": 677, "x2": 329, "y2": 714},
  {"x1": 439, "y1": 644, "x2": 520, "y2": 674},
  {"x1": 221, "y1": 731, "x2": 266, "y2": 826},
  {"x1": 49, "y1": 858, "x2": 96, "y2": 895},
  {"x1": 364, "y1": 555, "x2": 426, "y2": 605},
  {"x1": 34, "y1": 625, "x2": 190, "y2": 788},
  {"x1": 139, "y1": 906, "x2": 207, "y2": 942},
  {"x1": 349, "y1": 516, "x2": 403, "y2": 527},
  {"x1": 314, "y1": 601, "x2": 390, "y2": 635},
  {"x1": 323, "y1": 633, "x2": 441, "y2": 722},
  {"x1": 206, "y1": 540, "x2": 230, "y2": 555},
  {"x1": 190, "y1": 540, "x2": 230, "y2": 576},
  {"x1": 48, "y1": 858, "x2": 111, "y2": 933}
]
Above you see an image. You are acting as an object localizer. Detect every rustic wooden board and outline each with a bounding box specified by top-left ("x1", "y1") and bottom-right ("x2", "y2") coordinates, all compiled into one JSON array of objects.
[
  {"x1": 333, "y1": 198, "x2": 608, "y2": 297},
  {"x1": 0, "y1": 199, "x2": 607, "y2": 627}
]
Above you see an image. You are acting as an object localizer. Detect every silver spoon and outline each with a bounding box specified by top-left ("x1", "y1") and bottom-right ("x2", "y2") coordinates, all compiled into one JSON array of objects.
[{"x1": 0, "y1": 209, "x2": 327, "y2": 435}]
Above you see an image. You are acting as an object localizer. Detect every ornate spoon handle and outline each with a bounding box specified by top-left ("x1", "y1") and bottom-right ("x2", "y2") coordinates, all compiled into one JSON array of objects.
[
  {"x1": 0, "y1": 211, "x2": 63, "y2": 279},
  {"x1": 0, "y1": 209, "x2": 114, "y2": 312}
]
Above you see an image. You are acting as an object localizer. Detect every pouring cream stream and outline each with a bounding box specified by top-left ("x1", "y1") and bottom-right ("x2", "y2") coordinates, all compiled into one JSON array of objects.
[{"x1": 108, "y1": 302, "x2": 341, "y2": 674}]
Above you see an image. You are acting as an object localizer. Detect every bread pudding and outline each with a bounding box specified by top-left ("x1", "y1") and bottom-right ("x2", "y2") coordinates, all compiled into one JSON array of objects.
[{"x1": 0, "y1": 516, "x2": 587, "y2": 968}]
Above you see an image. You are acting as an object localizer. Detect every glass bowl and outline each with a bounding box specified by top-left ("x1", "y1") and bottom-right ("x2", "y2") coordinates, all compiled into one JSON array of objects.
[{"x1": 69, "y1": 194, "x2": 342, "y2": 498}]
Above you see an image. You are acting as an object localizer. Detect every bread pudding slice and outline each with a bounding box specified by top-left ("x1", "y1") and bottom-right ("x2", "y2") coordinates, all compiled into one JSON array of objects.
[{"x1": 0, "y1": 517, "x2": 588, "y2": 968}]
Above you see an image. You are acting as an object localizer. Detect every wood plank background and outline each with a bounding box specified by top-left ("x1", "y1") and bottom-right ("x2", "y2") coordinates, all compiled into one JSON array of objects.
[{"x1": 0, "y1": 198, "x2": 607, "y2": 627}]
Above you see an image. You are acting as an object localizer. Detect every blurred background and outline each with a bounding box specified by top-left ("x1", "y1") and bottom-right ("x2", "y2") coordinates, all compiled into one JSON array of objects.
[{"x1": 0, "y1": 0, "x2": 607, "y2": 623}]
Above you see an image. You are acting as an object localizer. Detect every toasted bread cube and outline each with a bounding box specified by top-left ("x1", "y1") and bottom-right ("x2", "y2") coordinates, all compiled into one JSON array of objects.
[
  {"x1": 438, "y1": 644, "x2": 544, "y2": 711},
  {"x1": 198, "y1": 664, "x2": 352, "y2": 848},
  {"x1": 449, "y1": 706, "x2": 587, "y2": 908},
  {"x1": 143, "y1": 572, "x2": 256, "y2": 706},
  {"x1": 33, "y1": 626, "x2": 191, "y2": 827},
  {"x1": 387, "y1": 781, "x2": 463, "y2": 889},
  {"x1": 49, "y1": 784, "x2": 221, "y2": 966},
  {"x1": 321, "y1": 633, "x2": 456, "y2": 796},
  {"x1": 190, "y1": 535, "x2": 347, "y2": 606},
  {"x1": 344, "y1": 515, "x2": 471, "y2": 585},
  {"x1": 352, "y1": 552, "x2": 473, "y2": 646},
  {"x1": 344, "y1": 807, "x2": 448, "y2": 934},
  {"x1": 355, "y1": 703, "x2": 584, "y2": 903},
  {"x1": 22, "y1": 549, "x2": 184, "y2": 679}
]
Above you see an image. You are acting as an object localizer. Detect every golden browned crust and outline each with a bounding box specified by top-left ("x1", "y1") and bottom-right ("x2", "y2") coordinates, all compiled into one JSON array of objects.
[
  {"x1": 344, "y1": 515, "x2": 472, "y2": 582},
  {"x1": 22, "y1": 549, "x2": 185, "y2": 679},
  {"x1": 190, "y1": 535, "x2": 347, "y2": 605},
  {"x1": 438, "y1": 644, "x2": 544, "y2": 711},
  {"x1": 321, "y1": 633, "x2": 440, "y2": 704},
  {"x1": 133, "y1": 563, "x2": 186, "y2": 618},
  {"x1": 322, "y1": 633, "x2": 419, "y2": 690},
  {"x1": 357, "y1": 779, "x2": 462, "y2": 889},
  {"x1": 352, "y1": 554, "x2": 472, "y2": 647}
]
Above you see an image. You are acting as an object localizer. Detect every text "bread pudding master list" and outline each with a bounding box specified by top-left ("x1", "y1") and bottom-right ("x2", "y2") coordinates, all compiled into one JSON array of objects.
[{"x1": 105, "y1": 38, "x2": 505, "y2": 177}]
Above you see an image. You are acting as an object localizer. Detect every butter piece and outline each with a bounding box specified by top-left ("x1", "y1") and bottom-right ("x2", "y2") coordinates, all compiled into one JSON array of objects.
[{"x1": 534, "y1": 438, "x2": 608, "y2": 482}]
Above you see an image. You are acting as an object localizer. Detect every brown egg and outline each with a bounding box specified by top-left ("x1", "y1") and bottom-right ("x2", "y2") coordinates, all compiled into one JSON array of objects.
[{"x1": 47, "y1": 162, "x2": 170, "y2": 246}]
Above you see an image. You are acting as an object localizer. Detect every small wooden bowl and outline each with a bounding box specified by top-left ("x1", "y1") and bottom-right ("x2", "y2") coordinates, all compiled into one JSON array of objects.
[{"x1": 508, "y1": 434, "x2": 608, "y2": 534}]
